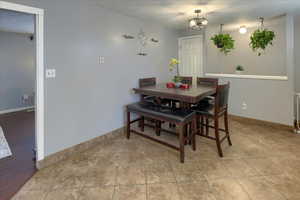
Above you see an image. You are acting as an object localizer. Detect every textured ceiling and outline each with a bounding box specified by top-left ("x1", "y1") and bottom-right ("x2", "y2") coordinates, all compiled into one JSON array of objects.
[
  {"x1": 0, "y1": 9, "x2": 34, "y2": 34},
  {"x1": 96, "y1": 0, "x2": 300, "y2": 30},
  {"x1": 0, "y1": 0, "x2": 299, "y2": 34}
]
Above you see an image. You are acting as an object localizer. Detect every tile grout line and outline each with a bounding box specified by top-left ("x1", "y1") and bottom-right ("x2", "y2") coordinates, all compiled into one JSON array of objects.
[
  {"x1": 234, "y1": 177, "x2": 255, "y2": 200},
  {"x1": 260, "y1": 175, "x2": 290, "y2": 200},
  {"x1": 112, "y1": 166, "x2": 118, "y2": 200},
  {"x1": 145, "y1": 166, "x2": 149, "y2": 200}
]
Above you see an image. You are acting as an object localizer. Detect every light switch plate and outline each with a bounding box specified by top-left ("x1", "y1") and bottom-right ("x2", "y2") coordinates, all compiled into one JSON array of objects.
[
  {"x1": 99, "y1": 56, "x2": 105, "y2": 64},
  {"x1": 46, "y1": 69, "x2": 56, "y2": 78}
]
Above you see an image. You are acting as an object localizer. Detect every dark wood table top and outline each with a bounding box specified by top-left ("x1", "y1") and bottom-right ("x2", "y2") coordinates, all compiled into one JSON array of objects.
[{"x1": 133, "y1": 83, "x2": 216, "y2": 104}]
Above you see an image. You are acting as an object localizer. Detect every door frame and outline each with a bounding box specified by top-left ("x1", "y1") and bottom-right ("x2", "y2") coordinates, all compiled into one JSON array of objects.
[
  {"x1": 0, "y1": 1, "x2": 45, "y2": 162},
  {"x1": 178, "y1": 35, "x2": 204, "y2": 78}
]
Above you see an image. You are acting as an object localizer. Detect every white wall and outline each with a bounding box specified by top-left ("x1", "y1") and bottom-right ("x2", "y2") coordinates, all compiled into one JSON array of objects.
[
  {"x1": 294, "y1": 15, "x2": 300, "y2": 93},
  {"x1": 0, "y1": 31, "x2": 35, "y2": 111},
  {"x1": 4, "y1": 0, "x2": 179, "y2": 156},
  {"x1": 202, "y1": 16, "x2": 294, "y2": 125},
  {"x1": 206, "y1": 16, "x2": 287, "y2": 76}
]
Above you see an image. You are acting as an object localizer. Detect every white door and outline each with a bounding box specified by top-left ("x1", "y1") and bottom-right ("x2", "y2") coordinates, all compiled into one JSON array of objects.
[{"x1": 178, "y1": 35, "x2": 203, "y2": 83}]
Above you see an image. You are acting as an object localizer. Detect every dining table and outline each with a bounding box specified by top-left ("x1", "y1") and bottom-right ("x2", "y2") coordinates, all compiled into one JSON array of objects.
[
  {"x1": 129, "y1": 82, "x2": 219, "y2": 162},
  {"x1": 129, "y1": 81, "x2": 232, "y2": 162},
  {"x1": 133, "y1": 83, "x2": 216, "y2": 104}
]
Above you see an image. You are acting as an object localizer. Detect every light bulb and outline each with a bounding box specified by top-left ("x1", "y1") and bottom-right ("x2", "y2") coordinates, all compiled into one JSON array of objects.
[
  {"x1": 201, "y1": 19, "x2": 208, "y2": 25},
  {"x1": 189, "y1": 19, "x2": 196, "y2": 27},
  {"x1": 239, "y1": 26, "x2": 247, "y2": 34}
]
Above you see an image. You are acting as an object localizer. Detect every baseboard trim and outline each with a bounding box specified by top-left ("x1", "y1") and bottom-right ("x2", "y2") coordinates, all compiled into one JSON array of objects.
[
  {"x1": 229, "y1": 114, "x2": 293, "y2": 131},
  {"x1": 0, "y1": 106, "x2": 34, "y2": 115},
  {"x1": 36, "y1": 127, "x2": 124, "y2": 169}
]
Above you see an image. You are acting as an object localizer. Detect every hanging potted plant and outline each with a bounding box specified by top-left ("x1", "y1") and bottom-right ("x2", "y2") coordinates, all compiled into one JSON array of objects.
[
  {"x1": 211, "y1": 24, "x2": 235, "y2": 55},
  {"x1": 250, "y1": 17, "x2": 275, "y2": 56}
]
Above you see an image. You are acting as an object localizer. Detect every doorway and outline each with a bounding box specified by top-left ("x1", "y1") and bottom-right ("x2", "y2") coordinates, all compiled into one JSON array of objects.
[
  {"x1": 0, "y1": 1, "x2": 44, "y2": 199},
  {"x1": 178, "y1": 35, "x2": 204, "y2": 82}
]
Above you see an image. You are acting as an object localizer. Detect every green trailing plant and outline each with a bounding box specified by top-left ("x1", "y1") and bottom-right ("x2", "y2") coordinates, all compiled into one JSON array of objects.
[
  {"x1": 250, "y1": 18, "x2": 275, "y2": 56},
  {"x1": 236, "y1": 65, "x2": 244, "y2": 71},
  {"x1": 250, "y1": 29, "x2": 275, "y2": 56},
  {"x1": 211, "y1": 25, "x2": 235, "y2": 55},
  {"x1": 211, "y1": 33, "x2": 235, "y2": 55},
  {"x1": 172, "y1": 76, "x2": 182, "y2": 83}
]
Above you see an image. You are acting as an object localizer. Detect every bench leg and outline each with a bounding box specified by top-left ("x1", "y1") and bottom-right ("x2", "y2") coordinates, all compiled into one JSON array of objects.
[
  {"x1": 200, "y1": 116, "x2": 204, "y2": 135},
  {"x1": 140, "y1": 116, "x2": 145, "y2": 132},
  {"x1": 127, "y1": 111, "x2": 131, "y2": 139},
  {"x1": 205, "y1": 118, "x2": 209, "y2": 136},
  {"x1": 184, "y1": 125, "x2": 188, "y2": 145},
  {"x1": 155, "y1": 121, "x2": 161, "y2": 136},
  {"x1": 177, "y1": 124, "x2": 185, "y2": 163},
  {"x1": 188, "y1": 123, "x2": 192, "y2": 145},
  {"x1": 192, "y1": 118, "x2": 196, "y2": 151}
]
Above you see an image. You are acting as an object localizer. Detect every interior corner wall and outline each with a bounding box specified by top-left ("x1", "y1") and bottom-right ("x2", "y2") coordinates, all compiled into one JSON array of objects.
[{"x1": 0, "y1": 31, "x2": 35, "y2": 111}]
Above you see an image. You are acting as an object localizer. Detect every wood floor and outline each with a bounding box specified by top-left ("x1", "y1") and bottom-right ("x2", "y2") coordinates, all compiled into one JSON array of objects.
[{"x1": 0, "y1": 111, "x2": 36, "y2": 200}]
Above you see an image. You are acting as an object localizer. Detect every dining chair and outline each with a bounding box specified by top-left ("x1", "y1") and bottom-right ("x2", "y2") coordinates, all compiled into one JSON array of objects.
[
  {"x1": 193, "y1": 82, "x2": 232, "y2": 157},
  {"x1": 196, "y1": 77, "x2": 219, "y2": 135},
  {"x1": 138, "y1": 77, "x2": 169, "y2": 135},
  {"x1": 139, "y1": 78, "x2": 157, "y2": 132},
  {"x1": 197, "y1": 77, "x2": 218, "y2": 87},
  {"x1": 175, "y1": 76, "x2": 193, "y2": 85},
  {"x1": 139, "y1": 77, "x2": 156, "y2": 103}
]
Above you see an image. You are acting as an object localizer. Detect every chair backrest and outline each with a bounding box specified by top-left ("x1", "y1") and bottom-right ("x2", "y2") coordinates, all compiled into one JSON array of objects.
[
  {"x1": 215, "y1": 82, "x2": 230, "y2": 113},
  {"x1": 176, "y1": 76, "x2": 193, "y2": 85},
  {"x1": 139, "y1": 77, "x2": 156, "y2": 87},
  {"x1": 197, "y1": 77, "x2": 218, "y2": 87}
]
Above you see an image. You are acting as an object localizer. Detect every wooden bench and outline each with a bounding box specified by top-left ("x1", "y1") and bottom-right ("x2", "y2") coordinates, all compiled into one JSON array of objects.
[{"x1": 126, "y1": 102, "x2": 197, "y2": 163}]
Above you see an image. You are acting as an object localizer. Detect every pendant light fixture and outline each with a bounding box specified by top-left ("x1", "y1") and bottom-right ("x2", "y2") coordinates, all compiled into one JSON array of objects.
[
  {"x1": 239, "y1": 25, "x2": 247, "y2": 34},
  {"x1": 189, "y1": 9, "x2": 208, "y2": 30}
]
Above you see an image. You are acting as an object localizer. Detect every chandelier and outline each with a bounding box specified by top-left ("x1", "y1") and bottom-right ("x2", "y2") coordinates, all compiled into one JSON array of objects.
[{"x1": 189, "y1": 9, "x2": 208, "y2": 30}]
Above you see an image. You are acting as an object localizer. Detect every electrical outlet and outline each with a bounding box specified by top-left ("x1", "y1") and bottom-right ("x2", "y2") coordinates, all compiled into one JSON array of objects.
[
  {"x1": 22, "y1": 94, "x2": 29, "y2": 104},
  {"x1": 242, "y1": 102, "x2": 247, "y2": 110},
  {"x1": 46, "y1": 69, "x2": 56, "y2": 78}
]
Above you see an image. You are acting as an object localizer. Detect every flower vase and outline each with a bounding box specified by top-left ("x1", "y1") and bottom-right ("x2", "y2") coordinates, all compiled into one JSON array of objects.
[{"x1": 175, "y1": 82, "x2": 182, "y2": 88}]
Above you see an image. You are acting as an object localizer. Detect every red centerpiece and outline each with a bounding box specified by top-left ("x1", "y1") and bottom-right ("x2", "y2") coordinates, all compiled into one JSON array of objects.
[
  {"x1": 166, "y1": 82, "x2": 175, "y2": 88},
  {"x1": 180, "y1": 84, "x2": 190, "y2": 89}
]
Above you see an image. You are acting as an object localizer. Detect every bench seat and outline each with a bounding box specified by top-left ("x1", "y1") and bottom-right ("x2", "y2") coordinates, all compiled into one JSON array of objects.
[{"x1": 126, "y1": 102, "x2": 197, "y2": 163}]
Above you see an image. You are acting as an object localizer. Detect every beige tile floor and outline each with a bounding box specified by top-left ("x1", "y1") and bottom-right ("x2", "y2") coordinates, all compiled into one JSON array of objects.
[{"x1": 13, "y1": 118, "x2": 300, "y2": 200}]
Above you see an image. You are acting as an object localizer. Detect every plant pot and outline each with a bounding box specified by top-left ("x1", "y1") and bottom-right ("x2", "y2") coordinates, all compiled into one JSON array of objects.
[
  {"x1": 216, "y1": 43, "x2": 224, "y2": 48},
  {"x1": 235, "y1": 70, "x2": 243, "y2": 75}
]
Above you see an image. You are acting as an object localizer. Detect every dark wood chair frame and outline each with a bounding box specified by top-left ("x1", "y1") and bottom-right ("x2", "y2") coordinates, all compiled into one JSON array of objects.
[
  {"x1": 195, "y1": 77, "x2": 219, "y2": 137},
  {"x1": 126, "y1": 106, "x2": 197, "y2": 163},
  {"x1": 197, "y1": 77, "x2": 218, "y2": 87},
  {"x1": 138, "y1": 77, "x2": 158, "y2": 129},
  {"x1": 139, "y1": 77, "x2": 156, "y2": 100},
  {"x1": 175, "y1": 76, "x2": 193, "y2": 85},
  {"x1": 197, "y1": 82, "x2": 232, "y2": 157}
]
